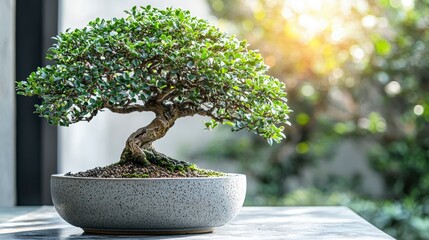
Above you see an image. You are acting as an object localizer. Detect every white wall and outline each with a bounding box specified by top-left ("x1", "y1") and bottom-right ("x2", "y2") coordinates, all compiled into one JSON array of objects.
[
  {"x1": 58, "y1": 0, "x2": 222, "y2": 173},
  {"x1": 0, "y1": 0, "x2": 16, "y2": 207}
]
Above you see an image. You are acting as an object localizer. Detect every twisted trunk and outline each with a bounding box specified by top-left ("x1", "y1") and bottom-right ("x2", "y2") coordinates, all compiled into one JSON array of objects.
[{"x1": 119, "y1": 113, "x2": 190, "y2": 169}]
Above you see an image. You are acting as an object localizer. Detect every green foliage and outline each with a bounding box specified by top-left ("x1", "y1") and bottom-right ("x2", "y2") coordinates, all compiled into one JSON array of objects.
[
  {"x1": 279, "y1": 189, "x2": 429, "y2": 240},
  {"x1": 16, "y1": 6, "x2": 290, "y2": 144},
  {"x1": 199, "y1": 0, "x2": 429, "y2": 239},
  {"x1": 371, "y1": 139, "x2": 429, "y2": 200}
]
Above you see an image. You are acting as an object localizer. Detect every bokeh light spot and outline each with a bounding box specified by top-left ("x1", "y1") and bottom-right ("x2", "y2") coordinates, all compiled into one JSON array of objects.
[
  {"x1": 211, "y1": 0, "x2": 224, "y2": 12},
  {"x1": 362, "y1": 15, "x2": 378, "y2": 28},
  {"x1": 377, "y1": 72, "x2": 389, "y2": 84},
  {"x1": 358, "y1": 118, "x2": 370, "y2": 129},
  {"x1": 296, "y1": 142, "x2": 310, "y2": 154},
  {"x1": 350, "y1": 45, "x2": 365, "y2": 60},
  {"x1": 385, "y1": 81, "x2": 401, "y2": 96},
  {"x1": 332, "y1": 68, "x2": 344, "y2": 79},
  {"x1": 296, "y1": 113, "x2": 310, "y2": 125},
  {"x1": 301, "y1": 84, "x2": 315, "y2": 97},
  {"x1": 414, "y1": 105, "x2": 424, "y2": 115},
  {"x1": 368, "y1": 112, "x2": 387, "y2": 133},
  {"x1": 334, "y1": 122, "x2": 347, "y2": 134},
  {"x1": 401, "y1": 0, "x2": 414, "y2": 9}
]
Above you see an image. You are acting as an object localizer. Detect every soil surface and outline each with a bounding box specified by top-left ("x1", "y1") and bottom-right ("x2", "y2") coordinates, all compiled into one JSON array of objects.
[{"x1": 65, "y1": 161, "x2": 224, "y2": 178}]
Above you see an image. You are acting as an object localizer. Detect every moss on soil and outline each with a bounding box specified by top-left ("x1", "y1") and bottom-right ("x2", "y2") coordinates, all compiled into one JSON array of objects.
[{"x1": 66, "y1": 161, "x2": 225, "y2": 178}]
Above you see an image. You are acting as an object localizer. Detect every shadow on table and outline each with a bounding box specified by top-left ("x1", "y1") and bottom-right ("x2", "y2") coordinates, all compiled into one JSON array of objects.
[{"x1": 0, "y1": 228, "x2": 209, "y2": 239}]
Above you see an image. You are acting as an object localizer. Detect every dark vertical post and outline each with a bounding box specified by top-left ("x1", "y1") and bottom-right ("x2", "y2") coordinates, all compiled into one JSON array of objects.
[
  {"x1": 15, "y1": 0, "x2": 58, "y2": 205},
  {"x1": 41, "y1": 0, "x2": 59, "y2": 205}
]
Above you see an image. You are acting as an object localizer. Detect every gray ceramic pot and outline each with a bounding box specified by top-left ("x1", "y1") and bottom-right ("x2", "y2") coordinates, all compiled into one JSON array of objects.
[{"x1": 51, "y1": 174, "x2": 246, "y2": 234}]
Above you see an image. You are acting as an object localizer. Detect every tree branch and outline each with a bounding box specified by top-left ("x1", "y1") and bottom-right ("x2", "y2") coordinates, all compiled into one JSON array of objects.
[
  {"x1": 104, "y1": 102, "x2": 148, "y2": 113},
  {"x1": 156, "y1": 87, "x2": 176, "y2": 103}
]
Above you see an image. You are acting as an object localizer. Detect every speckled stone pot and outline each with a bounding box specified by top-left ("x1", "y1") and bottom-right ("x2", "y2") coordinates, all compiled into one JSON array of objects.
[{"x1": 51, "y1": 174, "x2": 246, "y2": 234}]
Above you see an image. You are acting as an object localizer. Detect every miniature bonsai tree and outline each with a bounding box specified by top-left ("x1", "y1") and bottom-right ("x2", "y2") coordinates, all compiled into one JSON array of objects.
[{"x1": 16, "y1": 6, "x2": 290, "y2": 175}]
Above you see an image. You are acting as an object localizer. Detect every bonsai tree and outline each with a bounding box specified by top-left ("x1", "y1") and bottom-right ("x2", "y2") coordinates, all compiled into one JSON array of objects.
[{"x1": 16, "y1": 6, "x2": 290, "y2": 176}]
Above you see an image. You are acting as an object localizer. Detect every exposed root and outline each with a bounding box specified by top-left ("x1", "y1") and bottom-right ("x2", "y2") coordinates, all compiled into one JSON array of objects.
[{"x1": 120, "y1": 147, "x2": 192, "y2": 172}]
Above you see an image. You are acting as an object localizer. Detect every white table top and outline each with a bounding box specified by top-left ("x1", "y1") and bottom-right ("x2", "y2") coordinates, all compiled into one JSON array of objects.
[{"x1": 0, "y1": 206, "x2": 394, "y2": 239}]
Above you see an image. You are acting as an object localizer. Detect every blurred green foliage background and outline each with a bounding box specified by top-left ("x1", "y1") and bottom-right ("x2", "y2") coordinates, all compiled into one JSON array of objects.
[{"x1": 189, "y1": 0, "x2": 429, "y2": 239}]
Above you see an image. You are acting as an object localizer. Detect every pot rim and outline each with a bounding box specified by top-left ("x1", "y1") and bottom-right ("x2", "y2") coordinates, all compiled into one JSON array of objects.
[{"x1": 51, "y1": 173, "x2": 245, "y2": 181}]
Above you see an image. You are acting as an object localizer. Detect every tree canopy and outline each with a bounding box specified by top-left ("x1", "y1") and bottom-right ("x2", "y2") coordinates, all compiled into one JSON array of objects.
[{"x1": 16, "y1": 6, "x2": 290, "y2": 144}]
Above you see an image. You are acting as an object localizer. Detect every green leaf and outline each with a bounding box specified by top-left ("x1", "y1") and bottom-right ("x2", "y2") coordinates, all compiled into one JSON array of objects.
[
  {"x1": 178, "y1": 11, "x2": 185, "y2": 21},
  {"x1": 201, "y1": 48, "x2": 208, "y2": 59},
  {"x1": 187, "y1": 61, "x2": 194, "y2": 68},
  {"x1": 224, "y1": 121, "x2": 234, "y2": 126}
]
